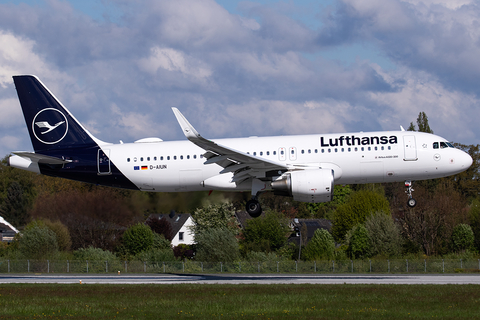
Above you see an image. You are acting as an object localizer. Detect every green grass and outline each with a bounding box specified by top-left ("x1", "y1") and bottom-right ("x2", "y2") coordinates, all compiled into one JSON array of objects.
[{"x1": 0, "y1": 284, "x2": 479, "y2": 319}]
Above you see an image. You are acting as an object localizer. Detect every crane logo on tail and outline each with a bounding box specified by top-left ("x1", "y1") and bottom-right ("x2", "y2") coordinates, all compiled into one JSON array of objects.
[{"x1": 32, "y1": 108, "x2": 68, "y2": 144}]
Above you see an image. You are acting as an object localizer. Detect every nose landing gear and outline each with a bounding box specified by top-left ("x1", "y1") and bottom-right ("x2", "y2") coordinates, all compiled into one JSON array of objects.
[{"x1": 405, "y1": 180, "x2": 416, "y2": 207}]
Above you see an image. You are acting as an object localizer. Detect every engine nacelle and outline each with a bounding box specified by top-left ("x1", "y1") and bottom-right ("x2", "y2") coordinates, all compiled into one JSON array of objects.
[{"x1": 271, "y1": 169, "x2": 334, "y2": 203}]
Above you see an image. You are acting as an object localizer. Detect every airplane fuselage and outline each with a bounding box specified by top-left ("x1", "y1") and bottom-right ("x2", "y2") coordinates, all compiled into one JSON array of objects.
[
  {"x1": 8, "y1": 75, "x2": 473, "y2": 216},
  {"x1": 11, "y1": 130, "x2": 470, "y2": 192}
]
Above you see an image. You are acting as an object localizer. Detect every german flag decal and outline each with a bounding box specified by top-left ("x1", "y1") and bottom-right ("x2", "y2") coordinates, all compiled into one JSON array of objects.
[{"x1": 141, "y1": 166, "x2": 148, "y2": 170}]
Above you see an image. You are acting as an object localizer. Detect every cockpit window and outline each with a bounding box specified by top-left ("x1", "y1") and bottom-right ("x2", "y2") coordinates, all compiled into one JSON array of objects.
[{"x1": 434, "y1": 141, "x2": 454, "y2": 149}]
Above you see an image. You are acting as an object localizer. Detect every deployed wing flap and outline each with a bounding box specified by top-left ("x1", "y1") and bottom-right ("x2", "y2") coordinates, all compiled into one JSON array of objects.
[
  {"x1": 172, "y1": 108, "x2": 288, "y2": 180},
  {"x1": 13, "y1": 152, "x2": 72, "y2": 165}
]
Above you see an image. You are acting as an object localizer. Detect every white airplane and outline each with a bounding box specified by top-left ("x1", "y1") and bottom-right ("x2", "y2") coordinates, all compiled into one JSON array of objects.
[{"x1": 8, "y1": 75, "x2": 473, "y2": 217}]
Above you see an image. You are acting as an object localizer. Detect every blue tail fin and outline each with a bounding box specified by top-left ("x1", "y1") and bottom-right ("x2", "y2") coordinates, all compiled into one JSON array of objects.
[{"x1": 13, "y1": 75, "x2": 99, "y2": 153}]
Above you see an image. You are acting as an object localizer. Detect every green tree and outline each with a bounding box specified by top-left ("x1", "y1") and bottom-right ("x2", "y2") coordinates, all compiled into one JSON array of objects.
[
  {"x1": 122, "y1": 223, "x2": 155, "y2": 256},
  {"x1": 451, "y1": 224, "x2": 474, "y2": 253},
  {"x1": 346, "y1": 224, "x2": 370, "y2": 259},
  {"x1": 241, "y1": 210, "x2": 290, "y2": 254},
  {"x1": 332, "y1": 189, "x2": 390, "y2": 242},
  {"x1": 303, "y1": 229, "x2": 335, "y2": 260},
  {"x1": 43, "y1": 219, "x2": 72, "y2": 252},
  {"x1": 18, "y1": 220, "x2": 58, "y2": 259},
  {"x1": 146, "y1": 216, "x2": 173, "y2": 241},
  {"x1": 0, "y1": 182, "x2": 30, "y2": 228},
  {"x1": 470, "y1": 198, "x2": 480, "y2": 252},
  {"x1": 364, "y1": 212, "x2": 403, "y2": 257},
  {"x1": 191, "y1": 202, "x2": 239, "y2": 238},
  {"x1": 407, "y1": 111, "x2": 433, "y2": 133},
  {"x1": 195, "y1": 227, "x2": 240, "y2": 262}
]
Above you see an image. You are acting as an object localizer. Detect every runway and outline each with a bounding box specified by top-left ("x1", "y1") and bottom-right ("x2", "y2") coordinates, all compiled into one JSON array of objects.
[{"x1": 1, "y1": 273, "x2": 480, "y2": 285}]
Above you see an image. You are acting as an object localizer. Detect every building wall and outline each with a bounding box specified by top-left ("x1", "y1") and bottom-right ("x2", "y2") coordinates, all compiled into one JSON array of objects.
[{"x1": 171, "y1": 216, "x2": 195, "y2": 247}]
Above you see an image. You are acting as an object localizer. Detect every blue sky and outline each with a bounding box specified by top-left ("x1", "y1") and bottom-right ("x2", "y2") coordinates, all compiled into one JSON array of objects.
[{"x1": 0, "y1": 0, "x2": 479, "y2": 157}]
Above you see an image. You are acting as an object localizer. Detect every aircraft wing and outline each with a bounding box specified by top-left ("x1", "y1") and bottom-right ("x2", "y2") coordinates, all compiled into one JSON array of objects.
[
  {"x1": 172, "y1": 108, "x2": 289, "y2": 182},
  {"x1": 13, "y1": 152, "x2": 72, "y2": 165}
]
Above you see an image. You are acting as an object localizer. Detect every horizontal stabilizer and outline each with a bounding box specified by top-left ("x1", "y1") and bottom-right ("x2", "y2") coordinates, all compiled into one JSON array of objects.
[{"x1": 13, "y1": 152, "x2": 72, "y2": 164}]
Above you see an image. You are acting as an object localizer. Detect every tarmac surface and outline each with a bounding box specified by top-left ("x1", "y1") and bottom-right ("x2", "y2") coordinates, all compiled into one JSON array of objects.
[{"x1": 1, "y1": 273, "x2": 480, "y2": 285}]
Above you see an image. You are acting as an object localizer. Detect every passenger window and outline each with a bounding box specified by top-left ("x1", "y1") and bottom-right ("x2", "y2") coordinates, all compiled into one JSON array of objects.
[
  {"x1": 348, "y1": 148, "x2": 351, "y2": 152},
  {"x1": 260, "y1": 152, "x2": 263, "y2": 156},
  {"x1": 147, "y1": 157, "x2": 150, "y2": 161},
  {"x1": 174, "y1": 156, "x2": 177, "y2": 160},
  {"x1": 140, "y1": 157, "x2": 144, "y2": 162},
  {"x1": 315, "y1": 149, "x2": 318, "y2": 153},
  {"x1": 433, "y1": 142, "x2": 439, "y2": 149},
  {"x1": 328, "y1": 149, "x2": 331, "y2": 153},
  {"x1": 187, "y1": 155, "x2": 190, "y2": 159},
  {"x1": 167, "y1": 156, "x2": 170, "y2": 160},
  {"x1": 127, "y1": 158, "x2": 130, "y2": 162},
  {"x1": 253, "y1": 152, "x2": 257, "y2": 156},
  {"x1": 194, "y1": 155, "x2": 197, "y2": 159},
  {"x1": 273, "y1": 151, "x2": 277, "y2": 155},
  {"x1": 161, "y1": 156, "x2": 164, "y2": 160},
  {"x1": 341, "y1": 148, "x2": 344, "y2": 152},
  {"x1": 267, "y1": 151, "x2": 270, "y2": 156},
  {"x1": 154, "y1": 157, "x2": 157, "y2": 161},
  {"x1": 361, "y1": 147, "x2": 364, "y2": 151},
  {"x1": 301, "y1": 150, "x2": 304, "y2": 154},
  {"x1": 322, "y1": 149, "x2": 325, "y2": 153},
  {"x1": 180, "y1": 155, "x2": 183, "y2": 160},
  {"x1": 368, "y1": 147, "x2": 371, "y2": 151}
]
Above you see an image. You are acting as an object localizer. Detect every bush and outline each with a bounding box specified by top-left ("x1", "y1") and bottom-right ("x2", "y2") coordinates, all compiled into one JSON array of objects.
[
  {"x1": 173, "y1": 244, "x2": 194, "y2": 260},
  {"x1": 122, "y1": 223, "x2": 155, "y2": 256},
  {"x1": 195, "y1": 227, "x2": 239, "y2": 262},
  {"x1": 152, "y1": 233, "x2": 171, "y2": 250},
  {"x1": 303, "y1": 229, "x2": 335, "y2": 261},
  {"x1": 332, "y1": 190, "x2": 390, "y2": 242},
  {"x1": 241, "y1": 210, "x2": 290, "y2": 253},
  {"x1": 73, "y1": 246, "x2": 118, "y2": 261},
  {"x1": 135, "y1": 248, "x2": 175, "y2": 262},
  {"x1": 451, "y1": 224, "x2": 475, "y2": 252},
  {"x1": 43, "y1": 220, "x2": 72, "y2": 251},
  {"x1": 346, "y1": 224, "x2": 370, "y2": 259},
  {"x1": 18, "y1": 220, "x2": 58, "y2": 259},
  {"x1": 364, "y1": 212, "x2": 403, "y2": 257}
]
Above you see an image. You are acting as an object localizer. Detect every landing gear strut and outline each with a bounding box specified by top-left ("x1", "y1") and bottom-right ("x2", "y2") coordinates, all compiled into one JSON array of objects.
[{"x1": 405, "y1": 180, "x2": 416, "y2": 208}]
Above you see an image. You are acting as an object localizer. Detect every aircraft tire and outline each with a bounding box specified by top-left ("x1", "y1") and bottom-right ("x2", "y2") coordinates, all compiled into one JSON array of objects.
[
  {"x1": 407, "y1": 198, "x2": 417, "y2": 208},
  {"x1": 246, "y1": 199, "x2": 262, "y2": 218}
]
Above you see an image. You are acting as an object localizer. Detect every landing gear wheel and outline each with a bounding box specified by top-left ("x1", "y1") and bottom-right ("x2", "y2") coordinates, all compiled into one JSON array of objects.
[
  {"x1": 405, "y1": 180, "x2": 416, "y2": 208},
  {"x1": 407, "y1": 198, "x2": 417, "y2": 208},
  {"x1": 246, "y1": 199, "x2": 262, "y2": 218}
]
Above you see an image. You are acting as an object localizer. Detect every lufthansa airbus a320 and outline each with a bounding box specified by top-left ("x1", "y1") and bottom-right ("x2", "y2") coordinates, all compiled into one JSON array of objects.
[{"x1": 8, "y1": 76, "x2": 473, "y2": 217}]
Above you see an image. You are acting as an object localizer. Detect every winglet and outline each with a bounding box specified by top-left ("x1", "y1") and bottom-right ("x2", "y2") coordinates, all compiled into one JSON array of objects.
[{"x1": 172, "y1": 107, "x2": 201, "y2": 140}]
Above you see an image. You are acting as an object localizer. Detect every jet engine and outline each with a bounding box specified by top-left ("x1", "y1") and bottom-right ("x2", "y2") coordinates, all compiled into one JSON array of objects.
[{"x1": 271, "y1": 169, "x2": 334, "y2": 203}]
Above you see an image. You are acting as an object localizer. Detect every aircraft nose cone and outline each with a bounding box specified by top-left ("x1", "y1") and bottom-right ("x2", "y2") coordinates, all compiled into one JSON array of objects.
[{"x1": 461, "y1": 151, "x2": 473, "y2": 169}]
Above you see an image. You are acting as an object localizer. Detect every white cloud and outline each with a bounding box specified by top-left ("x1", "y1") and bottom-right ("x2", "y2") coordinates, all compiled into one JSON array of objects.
[{"x1": 138, "y1": 47, "x2": 212, "y2": 80}]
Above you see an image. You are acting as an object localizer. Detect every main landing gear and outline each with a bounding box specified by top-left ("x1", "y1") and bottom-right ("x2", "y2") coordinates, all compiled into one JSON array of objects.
[
  {"x1": 246, "y1": 178, "x2": 266, "y2": 218},
  {"x1": 246, "y1": 197, "x2": 262, "y2": 218},
  {"x1": 405, "y1": 180, "x2": 416, "y2": 208}
]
